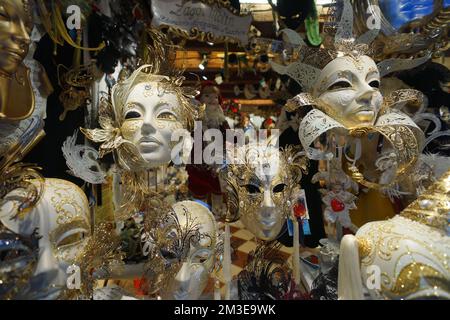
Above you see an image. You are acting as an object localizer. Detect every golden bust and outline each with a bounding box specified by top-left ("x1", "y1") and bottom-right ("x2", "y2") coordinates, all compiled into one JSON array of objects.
[{"x1": 0, "y1": 0, "x2": 34, "y2": 120}]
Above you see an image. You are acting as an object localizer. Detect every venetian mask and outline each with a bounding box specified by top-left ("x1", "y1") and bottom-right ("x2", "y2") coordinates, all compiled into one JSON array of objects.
[
  {"x1": 312, "y1": 55, "x2": 383, "y2": 128},
  {"x1": 0, "y1": 0, "x2": 32, "y2": 77},
  {"x1": 0, "y1": 226, "x2": 39, "y2": 299},
  {"x1": 0, "y1": 178, "x2": 91, "y2": 299},
  {"x1": 145, "y1": 201, "x2": 218, "y2": 300},
  {"x1": 119, "y1": 82, "x2": 184, "y2": 168},
  {"x1": 338, "y1": 169, "x2": 450, "y2": 300},
  {"x1": 0, "y1": 0, "x2": 35, "y2": 120},
  {"x1": 82, "y1": 62, "x2": 201, "y2": 172},
  {"x1": 224, "y1": 144, "x2": 306, "y2": 241},
  {"x1": 238, "y1": 242, "x2": 303, "y2": 300}
]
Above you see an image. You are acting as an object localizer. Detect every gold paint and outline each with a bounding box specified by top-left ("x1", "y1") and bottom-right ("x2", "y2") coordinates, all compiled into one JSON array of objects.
[
  {"x1": 389, "y1": 263, "x2": 445, "y2": 298},
  {"x1": 357, "y1": 238, "x2": 372, "y2": 258},
  {"x1": 121, "y1": 119, "x2": 142, "y2": 140},
  {"x1": 0, "y1": 0, "x2": 35, "y2": 120}
]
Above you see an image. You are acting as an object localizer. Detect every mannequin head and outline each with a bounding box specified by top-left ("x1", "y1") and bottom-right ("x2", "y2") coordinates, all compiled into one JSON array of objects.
[
  {"x1": 0, "y1": 178, "x2": 91, "y2": 299},
  {"x1": 147, "y1": 201, "x2": 218, "y2": 300},
  {"x1": 0, "y1": 0, "x2": 32, "y2": 76},
  {"x1": 199, "y1": 85, "x2": 220, "y2": 106},
  {"x1": 312, "y1": 55, "x2": 383, "y2": 128}
]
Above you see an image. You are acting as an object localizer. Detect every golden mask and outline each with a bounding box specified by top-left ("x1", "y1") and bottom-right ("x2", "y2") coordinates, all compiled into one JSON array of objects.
[{"x1": 0, "y1": 0, "x2": 34, "y2": 120}]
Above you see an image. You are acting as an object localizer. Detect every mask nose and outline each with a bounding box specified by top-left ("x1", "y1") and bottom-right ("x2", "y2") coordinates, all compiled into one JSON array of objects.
[
  {"x1": 141, "y1": 114, "x2": 156, "y2": 135},
  {"x1": 262, "y1": 189, "x2": 275, "y2": 208},
  {"x1": 356, "y1": 88, "x2": 376, "y2": 107},
  {"x1": 174, "y1": 262, "x2": 191, "y2": 292}
]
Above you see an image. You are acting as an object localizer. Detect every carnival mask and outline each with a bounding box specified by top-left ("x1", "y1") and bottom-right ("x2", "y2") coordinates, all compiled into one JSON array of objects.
[
  {"x1": 119, "y1": 82, "x2": 184, "y2": 168},
  {"x1": 0, "y1": 226, "x2": 39, "y2": 299},
  {"x1": 238, "y1": 242, "x2": 303, "y2": 300},
  {"x1": 225, "y1": 144, "x2": 305, "y2": 241},
  {"x1": 0, "y1": 0, "x2": 35, "y2": 120},
  {"x1": 338, "y1": 169, "x2": 450, "y2": 300},
  {"x1": 0, "y1": 0, "x2": 32, "y2": 76},
  {"x1": 312, "y1": 55, "x2": 383, "y2": 128},
  {"x1": 0, "y1": 178, "x2": 91, "y2": 299},
  {"x1": 145, "y1": 201, "x2": 218, "y2": 299}
]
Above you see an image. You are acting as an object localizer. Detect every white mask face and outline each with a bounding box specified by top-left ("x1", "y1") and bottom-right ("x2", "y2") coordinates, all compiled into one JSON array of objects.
[
  {"x1": 161, "y1": 201, "x2": 216, "y2": 300},
  {"x1": 313, "y1": 55, "x2": 383, "y2": 128},
  {"x1": 229, "y1": 145, "x2": 290, "y2": 241},
  {"x1": 120, "y1": 82, "x2": 184, "y2": 168},
  {"x1": 0, "y1": 178, "x2": 91, "y2": 299},
  {"x1": 241, "y1": 151, "x2": 286, "y2": 241}
]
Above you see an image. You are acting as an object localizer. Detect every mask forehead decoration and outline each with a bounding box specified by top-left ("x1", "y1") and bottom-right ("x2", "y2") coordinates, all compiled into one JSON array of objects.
[{"x1": 270, "y1": 0, "x2": 431, "y2": 94}]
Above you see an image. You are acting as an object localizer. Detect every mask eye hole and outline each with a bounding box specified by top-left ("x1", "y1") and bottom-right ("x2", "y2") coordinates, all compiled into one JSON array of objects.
[
  {"x1": 244, "y1": 184, "x2": 261, "y2": 194},
  {"x1": 272, "y1": 183, "x2": 286, "y2": 193},
  {"x1": 57, "y1": 231, "x2": 87, "y2": 248},
  {"x1": 0, "y1": 6, "x2": 8, "y2": 20},
  {"x1": 124, "y1": 110, "x2": 141, "y2": 120},
  {"x1": 327, "y1": 81, "x2": 351, "y2": 91},
  {"x1": 160, "y1": 249, "x2": 178, "y2": 261},
  {"x1": 0, "y1": 248, "x2": 30, "y2": 263},
  {"x1": 157, "y1": 111, "x2": 177, "y2": 121},
  {"x1": 190, "y1": 249, "x2": 211, "y2": 264},
  {"x1": 369, "y1": 80, "x2": 380, "y2": 88}
]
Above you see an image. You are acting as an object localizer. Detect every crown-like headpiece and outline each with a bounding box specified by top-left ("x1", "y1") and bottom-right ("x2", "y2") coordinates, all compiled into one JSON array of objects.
[{"x1": 270, "y1": 0, "x2": 431, "y2": 92}]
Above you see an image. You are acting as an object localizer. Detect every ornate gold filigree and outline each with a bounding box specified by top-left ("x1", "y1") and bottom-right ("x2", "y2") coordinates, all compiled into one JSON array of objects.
[
  {"x1": 58, "y1": 222, "x2": 123, "y2": 300},
  {"x1": 400, "y1": 169, "x2": 450, "y2": 231}
]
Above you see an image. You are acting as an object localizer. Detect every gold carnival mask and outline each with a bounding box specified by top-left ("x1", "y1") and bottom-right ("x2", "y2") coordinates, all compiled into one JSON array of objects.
[
  {"x1": 82, "y1": 64, "x2": 201, "y2": 172},
  {"x1": 0, "y1": 0, "x2": 35, "y2": 120},
  {"x1": 223, "y1": 144, "x2": 307, "y2": 241}
]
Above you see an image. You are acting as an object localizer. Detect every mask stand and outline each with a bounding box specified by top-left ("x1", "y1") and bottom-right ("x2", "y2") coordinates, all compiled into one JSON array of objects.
[
  {"x1": 292, "y1": 216, "x2": 301, "y2": 288},
  {"x1": 223, "y1": 222, "x2": 232, "y2": 300}
]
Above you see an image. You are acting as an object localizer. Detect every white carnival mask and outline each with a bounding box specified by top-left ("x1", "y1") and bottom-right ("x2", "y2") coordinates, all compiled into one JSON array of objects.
[
  {"x1": 312, "y1": 55, "x2": 383, "y2": 128},
  {"x1": 224, "y1": 144, "x2": 305, "y2": 241},
  {"x1": 0, "y1": 178, "x2": 91, "y2": 299},
  {"x1": 145, "y1": 201, "x2": 218, "y2": 300},
  {"x1": 120, "y1": 82, "x2": 184, "y2": 168}
]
